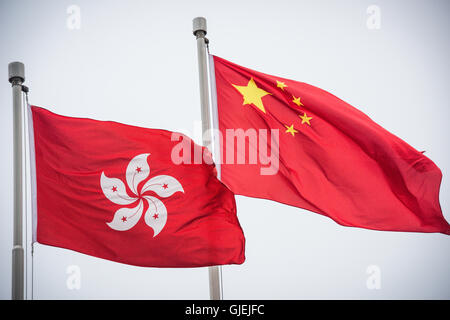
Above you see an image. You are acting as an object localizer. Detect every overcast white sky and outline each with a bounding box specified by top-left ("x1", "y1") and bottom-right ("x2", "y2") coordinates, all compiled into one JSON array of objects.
[{"x1": 1, "y1": 0, "x2": 449, "y2": 299}]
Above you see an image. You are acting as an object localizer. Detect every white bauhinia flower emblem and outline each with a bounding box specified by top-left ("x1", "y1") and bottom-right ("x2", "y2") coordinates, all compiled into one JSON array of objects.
[{"x1": 100, "y1": 153, "x2": 184, "y2": 237}]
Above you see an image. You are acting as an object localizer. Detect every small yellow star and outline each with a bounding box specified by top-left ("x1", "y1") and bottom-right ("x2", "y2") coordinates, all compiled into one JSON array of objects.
[
  {"x1": 299, "y1": 112, "x2": 312, "y2": 126},
  {"x1": 276, "y1": 80, "x2": 287, "y2": 91},
  {"x1": 232, "y1": 78, "x2": 271, "y2": 113},
  {"x1": 292, "y1": 96, "x2": 304, "y2": 107},
  {"x1": 284, "y1": 124, "x2": 298, "y2": 136}
]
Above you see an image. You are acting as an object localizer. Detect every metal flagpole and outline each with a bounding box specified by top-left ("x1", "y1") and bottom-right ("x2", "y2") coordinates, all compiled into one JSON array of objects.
[
  {"x1": 8, "y1": 62, "x2": 25, "y2": 300},
  {"x1": 192, "y1": 17, "x2": 223, "y2": 300}
]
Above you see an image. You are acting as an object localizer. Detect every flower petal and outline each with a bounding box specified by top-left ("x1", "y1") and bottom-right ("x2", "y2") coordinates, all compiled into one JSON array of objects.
[
  {"x1": 101, "y1": 172, "x2": 137, "y2": 205},
  {"x1": 126, "y1": 153, "x2": 150, "y2": 196},
  {"x1": 141, "y1": 175, "x2": 184, "y2": 198},
  {"x1": 106, "y1": 199, "x2": 144, "y2": 231},
  {"x1": 143, "y1": 196, "x2": 167, "y2": 237}
]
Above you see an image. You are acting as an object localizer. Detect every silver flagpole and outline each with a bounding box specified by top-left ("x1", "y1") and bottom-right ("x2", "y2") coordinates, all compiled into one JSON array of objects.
[
  {"x1": 192, "y1": 17, "x2": 223, "y2": 300},
  {"x1": 8, "y1": 62, "x2": 25, "y2": 300}
]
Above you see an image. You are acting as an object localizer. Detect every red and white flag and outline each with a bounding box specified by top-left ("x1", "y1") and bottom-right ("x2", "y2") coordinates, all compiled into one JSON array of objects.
[{"x1": 29, "y1": 106, "x2": 245, "y2": 267}]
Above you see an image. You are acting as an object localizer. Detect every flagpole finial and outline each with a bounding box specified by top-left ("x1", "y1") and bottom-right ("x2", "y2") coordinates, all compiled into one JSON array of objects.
[
  {"x1": 8, "y1": 62, "x2": 25, "y2": 84},
  {"x1": 193, "y1": 17, "x2": 207, "y2": 37}
]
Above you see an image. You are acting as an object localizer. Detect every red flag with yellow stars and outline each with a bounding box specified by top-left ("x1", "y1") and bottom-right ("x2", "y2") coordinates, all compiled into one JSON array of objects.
[{"x1": 210, "y1": 55, "x2": 450, "y2": 235}]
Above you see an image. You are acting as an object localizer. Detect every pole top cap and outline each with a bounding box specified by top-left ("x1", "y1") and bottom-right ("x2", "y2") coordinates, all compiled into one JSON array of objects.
[
  {"x1": 193, "y1": 17, "x2": 207, "y2": 36},
  {"x1": 8, "y1": 62, "x2": 25, "y2": 83}
]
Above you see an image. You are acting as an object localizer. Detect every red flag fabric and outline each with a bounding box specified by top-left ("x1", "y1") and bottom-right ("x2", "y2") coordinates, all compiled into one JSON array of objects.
[
  {"x1": 211, "y1": 55, "x2": 450, "y2": 235},
  {"x1": 30, "y1": 106, "x2": 245, "y2": 267}
]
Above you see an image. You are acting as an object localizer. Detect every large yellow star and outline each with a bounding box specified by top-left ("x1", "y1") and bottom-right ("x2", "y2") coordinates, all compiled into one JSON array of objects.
[
  {"x1": 276, "y1": 80, "x2": 287, "y2": 91},
  {"x1": 299, "y1": 112, "x2": 312, "y2": 125},
  {"x1": 292, "y1": 96, "x2": 304, "y2": 107},
  {"x1": 232, "y1": 78, "x2": 271, "y2": 113},
  {"x1": 284, "y1": 124, "x2": 298, "y2": 136}
]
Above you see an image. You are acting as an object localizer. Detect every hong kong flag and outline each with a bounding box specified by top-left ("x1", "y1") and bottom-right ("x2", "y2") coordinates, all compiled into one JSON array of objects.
[
  {"x1": 211, "y1": 55, "x2": 450, "y2": 234},
  {"x1": 29, "y1": 106, "x2": 245, "y2": 267}
]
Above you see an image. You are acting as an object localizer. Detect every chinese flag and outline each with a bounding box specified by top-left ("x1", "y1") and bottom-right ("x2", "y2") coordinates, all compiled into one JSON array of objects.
[
  {"x1": 30, "y1": 106, "x2": 245, "y2": 267},
  {"x1": 211, "y1": 55, "x2": 450, "y2": 234}
]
